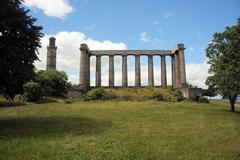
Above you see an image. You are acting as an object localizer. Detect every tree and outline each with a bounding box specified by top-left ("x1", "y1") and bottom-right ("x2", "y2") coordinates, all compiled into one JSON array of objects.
[
  {"x1": 0, "y1": 0, "x2": 43, "y2": 100},
  {"x1": 23, "y1": 81, "x2": 42, "y2": 102},
  {"x1": 36, "y1": 69, "x2": 70, "y2": 98},
  {"x1": 206, "y1": 18, "x2": 240, "y2": 111}
]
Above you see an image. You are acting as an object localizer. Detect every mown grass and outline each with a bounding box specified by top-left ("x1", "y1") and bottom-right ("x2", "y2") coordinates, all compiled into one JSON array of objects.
[
  {"x1": 104, "y1": 87, "x2": 178, "y2": 101},
  {"x1": 0, "y1": 100, "x2": 240, "y2": 160}
]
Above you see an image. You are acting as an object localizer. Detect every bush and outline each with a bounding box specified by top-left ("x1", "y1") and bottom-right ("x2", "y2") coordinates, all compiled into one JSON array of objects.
[
  {"x1": 36, "y1": 69, "x2": 70, "y2": 98},
  {"x1": 23, "y1": 81, "x2": 42, "y2": 102},
  {"x1": 120, "y1": 96, "x2": 131, "y2": 101},
  {"x1": 198, "y1": 96, "x2": 209, "y2": 103},
  {"x1": 84, "y1": 88, "x2": 116, "y2": 101},
  {"x1": 174, "y1": 89, "x2": 184, "y2": 102},
  {"x1": 152, "y1": 92, "x2": 164, "y2": 101}
]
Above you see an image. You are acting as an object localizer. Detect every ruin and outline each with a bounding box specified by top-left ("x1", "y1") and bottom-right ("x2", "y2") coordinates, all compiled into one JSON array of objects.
[
  {"x1": 46, "y1": 38, "x2": 202, "y2": 100},
  {"x1": 79, "y1": 43, "x2": 187, "y2": 89}
]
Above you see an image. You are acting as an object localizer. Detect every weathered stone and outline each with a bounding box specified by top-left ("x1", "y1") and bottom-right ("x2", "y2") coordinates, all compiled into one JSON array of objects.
[
  {"x1": 148, "y1": 55, "x2": 154, "y2": 86},
  {"x1": 122, "y1": 55, "x2": 128, "y2": 87},
  {"x1": 46, "y1": 37, "x2": 57, "y2": 69},
  {"x1": 171, "y1": 55, "x2": 176, "y2": 87},
  {"x1": 96, "y1": 55, "x2": 101, "y2": 87},
  {"x1": 109, "y1": 55, "x2": 114, "y2": 87},
  {"x1": 161, "y1": 55, "x2": 167, "y2": 86},
  {"x1": 177, "y1": 44, "x2": 186, "y2": 85},
  {"x1": 135, "y1": 55, "x2": 141, "y2": 86}
]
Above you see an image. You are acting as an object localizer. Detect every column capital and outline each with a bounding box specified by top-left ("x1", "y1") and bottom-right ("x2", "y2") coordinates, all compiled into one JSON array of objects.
[{"x1": 177, "y1": 43, "x2": 185, "y2": 51}]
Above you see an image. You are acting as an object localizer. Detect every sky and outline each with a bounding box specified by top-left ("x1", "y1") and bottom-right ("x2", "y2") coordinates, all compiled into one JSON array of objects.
[{"x1": 23, "y1": 0, "x2": 240, "y2": 88}]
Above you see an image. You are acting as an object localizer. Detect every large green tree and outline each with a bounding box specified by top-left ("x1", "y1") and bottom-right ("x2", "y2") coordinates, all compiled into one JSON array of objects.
[
  {"x1": 206, "y1": 18, "x2": 240, "y2": 111},
  {"x1": 0, "y1": 0, "x2": 43, "y2": 99},
  {"x1": 36, "y1": 69, "x2": 70, "y2": 98}
]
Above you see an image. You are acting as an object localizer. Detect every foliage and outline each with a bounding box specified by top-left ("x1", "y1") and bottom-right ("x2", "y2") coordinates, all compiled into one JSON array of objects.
[
  {"x1": 198, "y1": 96, "x2": 209, "y2": 103},
  {"x1": 36, "y1": 69, "x2": 70, "y2": 98},
  {"x1": 152, "y1": 92, "x2": 164, "y2": 101},
  {"x1": 0, "y1": 0, "x2": 43, "y2": 100},
  {"x1": 23, "y1": 81, "x2": 42, "y2": 102},
  {"x1": 84, "y1": 88, "x2": 116, "y2": 101},
  {"x1": 173, "y1": 89, "x2": 184, "y2": 102},
  {"x1": 202, "y1": 88, "x2": 217, "y2": 97},
  {"x1": 205, "y1": 18, "x2": 240, "y2": 111},
  {"x1": 71, "y1": 84, "x2": 88, "y2": 95}
]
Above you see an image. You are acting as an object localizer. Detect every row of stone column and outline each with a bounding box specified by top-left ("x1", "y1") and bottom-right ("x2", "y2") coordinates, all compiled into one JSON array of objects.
[{"x1": 79, "y1": 44, "x2": 186, "y2": 88}]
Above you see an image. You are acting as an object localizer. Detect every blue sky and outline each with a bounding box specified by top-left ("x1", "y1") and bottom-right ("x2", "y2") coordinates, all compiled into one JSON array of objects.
[{"x1": 24, "y1": 0, "x2": 240, "y2": 87}]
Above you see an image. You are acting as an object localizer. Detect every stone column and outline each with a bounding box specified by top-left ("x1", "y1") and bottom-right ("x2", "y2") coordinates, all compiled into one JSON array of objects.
[
  {"x1": 148, "y1": 55, "x2": 154, "y2": 86},
  {"x1": 47, "y1": 37, "x2": 57, "y2": 69},
  {"x1": 174, "y1": 52, "x2": 180, "y2": 87},
  {"x1": 171, "y1": 55, "x2": 176, "y2": 87},
  {"x1": 178, "y1": 44, "x2": 186, "y2": 85},
  {"x1": 109, "y1": 55, "x2": 114, "y2": 87},
  {"x1": 161, "y1": 55, "x2": 167, "y2": 86},
  {"x1": 95, "y1": 55, "x2": 101, "y2": 87},
  {"x1": 135, "y1": 55, "x2": 141, "y2": 87},
  {"x1": 122, "y1": 55, "x2": 128, "y2": 87},
  {"x1": 86, "y1": 55, "x2": 90, "y2": 87},
  {"x1": 79, "y1": 44, "x2": 88, "y2": 88}
]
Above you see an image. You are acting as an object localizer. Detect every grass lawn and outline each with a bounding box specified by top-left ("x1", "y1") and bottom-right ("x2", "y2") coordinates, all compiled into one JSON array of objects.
[{"x1": 0, "y1": 100, "x2": 240, "y2": 160}]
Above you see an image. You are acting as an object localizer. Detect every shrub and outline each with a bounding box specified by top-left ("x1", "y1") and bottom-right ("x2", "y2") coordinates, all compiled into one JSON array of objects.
[
  {"x1": 120, "y1": 96, "x2": 130, "y2": 101},
  {"x1": 152, "y1": 92, "x2": 164, "y2": 101},
  {"x1": 23, "y1": 81, "x2": 42, "y2": 102},
  {"x1": 174, "y1": 89, "x2": 184, "y2": 102},
  {"x1": 163, "y1": 95, "x2": 175, "y2": 102},
  {"x1": 84, "y1": 88, "x2": 116, "y2": 101},
  {"x1": 36, "y1": 69, "x2": 70, "y2": 98},
  {"x1": 198, "y1": 96, "x2": 209, "y2": 103}
]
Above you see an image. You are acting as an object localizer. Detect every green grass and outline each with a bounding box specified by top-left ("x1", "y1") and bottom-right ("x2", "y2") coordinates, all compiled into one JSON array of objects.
[
  {"x1": 0, "y1": 100, "x2": 240, "y2": 160},
  {"x1": 104, "y1": 87, "x2": 178, "y2": 101}
]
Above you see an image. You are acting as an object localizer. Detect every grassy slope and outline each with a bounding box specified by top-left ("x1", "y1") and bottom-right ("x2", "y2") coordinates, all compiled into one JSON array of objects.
[
  {"x1": 0, "y1": 100, "x2": 239, "y2": 160},
  {"x1": 105, "y1": 87, "x2": 178, "y2": 101}
]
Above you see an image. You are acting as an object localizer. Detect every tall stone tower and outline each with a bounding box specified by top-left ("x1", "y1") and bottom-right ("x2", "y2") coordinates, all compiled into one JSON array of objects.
[{"x1": 46, "y1": 37, "x2": 57, "y2": 69}]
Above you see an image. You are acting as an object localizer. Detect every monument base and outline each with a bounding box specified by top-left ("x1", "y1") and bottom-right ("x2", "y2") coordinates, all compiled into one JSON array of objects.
[{"x1": 180, "y1": 83, "x2": 202, "y2": 101}]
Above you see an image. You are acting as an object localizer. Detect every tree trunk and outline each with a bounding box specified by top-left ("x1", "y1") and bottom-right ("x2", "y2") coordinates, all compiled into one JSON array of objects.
[
  {"x1": 230, "y1": 101, "x2": 235, "y2": 112},
  {"x1": 229, "y1": 97, "x2": 236, "y2": 112}
]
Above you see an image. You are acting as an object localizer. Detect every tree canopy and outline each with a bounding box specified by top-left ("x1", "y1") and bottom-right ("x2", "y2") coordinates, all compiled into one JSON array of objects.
[
  {"x1": 0, "y1": 0, "x2": 43, "y2": 99},
  {"x1": 206, "y1": 18, "x2": 240, "y2": 111},
  {"x1": 36, "y1": 69, "x2": 70, "y2": 98}
]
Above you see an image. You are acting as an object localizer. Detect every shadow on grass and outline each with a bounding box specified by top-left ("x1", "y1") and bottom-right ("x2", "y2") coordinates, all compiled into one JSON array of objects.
[
  {"x1": 222, "y1": 109, "x2": 240, "y2": 115},
  {"x1": 0, "y1": 116, "x2": 113, "y2": 139},
  {"x1": 0, "y1": 101, "x2": 26, "y2": 108}
]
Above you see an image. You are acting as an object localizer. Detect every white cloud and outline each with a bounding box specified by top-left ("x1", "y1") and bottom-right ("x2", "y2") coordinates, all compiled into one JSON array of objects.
[
  {"x1": 35, "y1": 31, "x2": 127, "y2": 84},
  {"x1": 140, "y1": 32, "x2": 151, "y2": 42},
  {"x1": 163, "y1": 12, "x2": 174, "y2": 19},
  {"x1": 24, "y1": 0, "x2": 73, "y2": 19},
  {"x1": 186, "y1": 63, "x2": 210, "y2": 88}
]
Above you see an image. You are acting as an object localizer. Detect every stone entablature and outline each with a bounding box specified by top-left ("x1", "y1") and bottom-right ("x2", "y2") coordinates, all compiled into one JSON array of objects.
[{"x1": 90, "y1": 50, "x2": 172, "y2": 56}]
